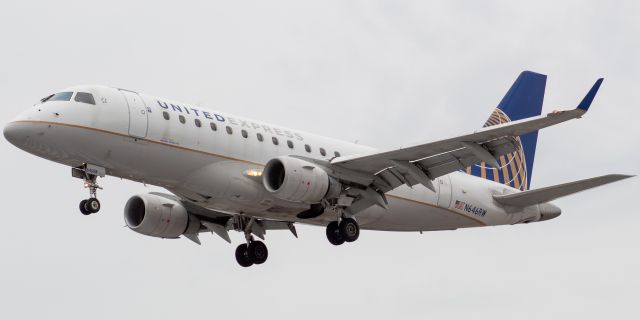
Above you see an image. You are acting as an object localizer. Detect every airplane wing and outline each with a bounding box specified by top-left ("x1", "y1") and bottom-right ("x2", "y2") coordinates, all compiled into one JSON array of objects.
[
  {"x1": 330, "y1": 78, "x2": 603, "y2": 194},
  {"x1": 151, "y1": 192, "x2": 298, "y2": 244}
]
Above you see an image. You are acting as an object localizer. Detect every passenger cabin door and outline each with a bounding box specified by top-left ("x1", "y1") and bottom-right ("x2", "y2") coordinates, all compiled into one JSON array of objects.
[{"x1": 121, "y1": 90, "x2": 148, "y2": 138}]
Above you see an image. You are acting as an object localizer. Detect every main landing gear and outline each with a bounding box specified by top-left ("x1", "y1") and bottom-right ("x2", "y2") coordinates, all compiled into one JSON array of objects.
[
  {"x1": 232, "y1": 216, "x2": 270, "y2": 268},
  {"x1": 73, "y1": 166, "x2": 103, "y2": 215},
  {"x1": 235, "y1": 240, "x2": 269, "y2": 267},
  {"x1": 326, "y1": 217, "x2": 360, "y2": 245}
]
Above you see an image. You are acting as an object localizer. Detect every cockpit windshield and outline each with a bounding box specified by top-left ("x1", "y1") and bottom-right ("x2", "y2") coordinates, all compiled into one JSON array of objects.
[
  {"x1": 39, "y1": 91, "x2": 96, "y2": 105},
  {"x1": 45, "y1": 92, "x2": 74, "y2": 102}
]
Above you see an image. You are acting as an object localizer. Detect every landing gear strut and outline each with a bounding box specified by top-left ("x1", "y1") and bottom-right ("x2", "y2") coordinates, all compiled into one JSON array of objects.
[
  {"x1": 73, "y1": 165, "x2": 103, "y2": 215},
  {"x1": 326, "y1": 218, "x2": 360, "y2": 245}
]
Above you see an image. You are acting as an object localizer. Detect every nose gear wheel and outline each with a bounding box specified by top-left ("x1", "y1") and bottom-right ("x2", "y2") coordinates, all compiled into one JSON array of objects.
[{"x1": 74, "y1": 166, "x2": 103, "y2": 215}]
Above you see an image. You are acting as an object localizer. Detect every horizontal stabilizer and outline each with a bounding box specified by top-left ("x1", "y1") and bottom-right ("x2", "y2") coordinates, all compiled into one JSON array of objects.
[{"x1": 493, "y1": 174, "x2": 633, "y2": 207}]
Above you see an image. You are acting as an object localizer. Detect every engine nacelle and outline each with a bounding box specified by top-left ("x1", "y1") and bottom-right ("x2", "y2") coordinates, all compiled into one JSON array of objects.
[
  {"x1": 124, "y1": 194, "x2": 200, "y2": 239},
  {"x1": 263, "y1": 156, "x2": 341, "y2": 203}
]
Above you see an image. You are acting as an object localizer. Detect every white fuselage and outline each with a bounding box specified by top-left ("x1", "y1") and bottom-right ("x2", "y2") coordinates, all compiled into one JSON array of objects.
[{"x1": 5, "y1": 85, "x2": 542, "y2": 232}]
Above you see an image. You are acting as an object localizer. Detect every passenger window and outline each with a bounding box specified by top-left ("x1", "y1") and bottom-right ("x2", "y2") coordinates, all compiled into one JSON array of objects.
[
  {"x1": 241, "y1": 129, "x2": 248, "y2": 138},
  {"x1": 272, "y1": 137, "x2": 279, "y2": 145},
  {"x1": 194, "y1": 119, "x2": 202, "y2": 127},
  {"x1": 304, "y1": 144, "x2": 311, "y2": 153},
  {"x1": 320, "y1": 148, "x2": 326, "y2": 156},
  {"x1": 287, "y1": 140, "x2": 294, "y2": 149},
  {"x1": 210, "y1": 122, "x2": 217, "y2": 131},
  {"x1": 163, "y1": 111, "x2": 170, "y2": 120},
  {"x1": 48, "y1": 92, "x2": 73, "y2": 102},
  {"x1": 74, "y1": 92, "x2": 95, "y2": 105},
  {"x1": 334, "y1": 151, "x2": 341, "y2": 157},
  {"x1": 257, "y1": 133, "x2": 264, "y2": 142},
  {"x1": 179, "y1": 115, "x2": 186, "y2": 124},
  {"x1": 226, "y1": 126, "x2": 233, "y2": 134}
]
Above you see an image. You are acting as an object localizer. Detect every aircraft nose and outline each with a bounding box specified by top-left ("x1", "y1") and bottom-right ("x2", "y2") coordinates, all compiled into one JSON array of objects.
[{"x1": 4, "y1": 122, "x2": 28, "y2": 147}]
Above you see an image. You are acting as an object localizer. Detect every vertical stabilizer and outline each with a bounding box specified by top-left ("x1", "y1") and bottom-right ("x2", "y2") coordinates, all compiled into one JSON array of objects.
[{"x1": 467, "y1": 71, "x2": 546, "y2": 190}]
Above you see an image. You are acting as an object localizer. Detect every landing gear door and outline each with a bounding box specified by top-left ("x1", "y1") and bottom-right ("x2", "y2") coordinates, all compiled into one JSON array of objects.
[
  {"x1": 121, "y1": 90, "x2": 148, "y2": 138},
  {"x1": 437, "y1": 175, "x2": 452, "y2": 209}
]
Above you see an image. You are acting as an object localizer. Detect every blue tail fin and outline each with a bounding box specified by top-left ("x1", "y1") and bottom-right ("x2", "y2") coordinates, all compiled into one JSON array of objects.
[{"x1": 467, "y1": 71, "x2": 546, "y2": 190}]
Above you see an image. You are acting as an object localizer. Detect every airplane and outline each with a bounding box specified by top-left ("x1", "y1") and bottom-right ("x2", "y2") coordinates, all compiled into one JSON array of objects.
[{"x1": 4, "y1": 71, "x2": 633, "y2": 267}]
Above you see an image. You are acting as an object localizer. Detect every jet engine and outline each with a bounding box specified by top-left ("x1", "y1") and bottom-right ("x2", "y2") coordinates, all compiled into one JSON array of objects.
[
  {"x1": 124, "y1": 194, "x2": 200, "y2": 238},
  {"x1": 262, "y1": 156, "x2": 341, "y2": 203}
]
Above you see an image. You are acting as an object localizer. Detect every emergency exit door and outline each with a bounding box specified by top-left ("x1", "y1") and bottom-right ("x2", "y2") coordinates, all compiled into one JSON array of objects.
[{"x1": 121, "y1": 90, "x2": 148, "y2": 138}]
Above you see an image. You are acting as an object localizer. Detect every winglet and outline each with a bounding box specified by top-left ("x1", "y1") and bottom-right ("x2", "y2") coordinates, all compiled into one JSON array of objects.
[{"x1": 577, "y1": 78, "x2": 604, "y2": 111}]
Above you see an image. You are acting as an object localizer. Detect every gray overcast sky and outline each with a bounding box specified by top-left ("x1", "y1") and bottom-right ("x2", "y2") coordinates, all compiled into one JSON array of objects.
[{"x1": 1, "y1": 1, "x2": 639, "y2": 319}]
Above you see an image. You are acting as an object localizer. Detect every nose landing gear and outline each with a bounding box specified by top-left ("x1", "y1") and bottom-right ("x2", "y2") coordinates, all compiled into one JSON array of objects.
[
  {"x1": 79, "y1": 197, "x2": 101, "y2": 215},
  {"x1": 72, "y1": 165, "x2": 104, "y2": 215}
]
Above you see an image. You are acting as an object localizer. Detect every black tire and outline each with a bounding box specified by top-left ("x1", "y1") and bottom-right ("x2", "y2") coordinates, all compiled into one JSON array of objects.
[
  {"x1": 79, "y1": 200, "x2": 91, "y2": 215},
  {"x1": 247, "y1": 241, "x2": 269, "y2": 264},
  {"x1": 235, "y1": 244, "x2": 253, "y2": 267},
  {"x1": 86, "y1": 198, "x2": 101, "y2": 213},
  {"x1": 326, "y1": 221, "x2": 345, "y2": 246},
  {"x1": 339, "y1": 218, "x2": 360, "y2": 242}
]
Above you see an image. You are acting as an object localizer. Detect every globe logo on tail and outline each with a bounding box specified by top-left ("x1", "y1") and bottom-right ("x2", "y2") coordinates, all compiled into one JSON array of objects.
[{"x1": 466, "y1": 108, "x2": 529, "y2": 191}]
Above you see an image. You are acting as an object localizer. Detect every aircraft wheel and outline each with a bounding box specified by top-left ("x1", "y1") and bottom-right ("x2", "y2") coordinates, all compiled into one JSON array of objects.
[
  {"x1": 339, "y1": 218, "x2": 360, "y2": 242},
  {"x1": 79, "y1": 200, "x2": 91, "y2": 215},
  {"x1": 235, "y1": 244, "x2": 253, "y2": 267},
  {"x1": 326, "y1": 221, "x2": 345, "y2": 246},
  {"x1": 248, "y1": 241, "x2": 268, "y2": 264},
  {"x1": 86, "y1": 198, "x2": 101, "y2": 213}
]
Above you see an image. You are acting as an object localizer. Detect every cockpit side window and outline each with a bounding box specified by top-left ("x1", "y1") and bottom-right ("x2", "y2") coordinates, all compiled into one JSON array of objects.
[
  {"x1": 74, "y1": 92, "x2": 96, "y2": 105},
  {"x1": 47, "y1": 92, "x2": 73, "y2": 102},
  {"x1": 40, "y1": 94, "x2": 54, "y2": 103}
]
